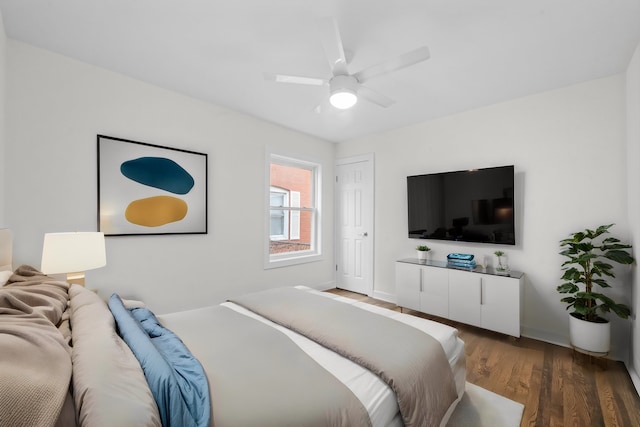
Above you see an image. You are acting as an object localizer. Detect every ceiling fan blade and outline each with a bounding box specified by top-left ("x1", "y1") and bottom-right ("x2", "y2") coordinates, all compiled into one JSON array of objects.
[
  {"x1": 354, "y1": 46, "x2": 430, "y2": 83},
  {"x1": 358, "y1": 85, "x2": 396, "y2": 108},
  {"x1": 313, "y1": 101, "x2": 331, "y2": 114},
  {"x1": 318, "y1": 17, "x2": 349, "y2": 76},
  {"x1": 263, "y1": 72, "x2": 327, "y2": 86}
]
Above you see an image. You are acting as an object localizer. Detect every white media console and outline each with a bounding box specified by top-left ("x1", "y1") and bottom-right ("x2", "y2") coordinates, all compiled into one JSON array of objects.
[{"x1": 395, "y1": 258, "x2": 524, "y2": 337}]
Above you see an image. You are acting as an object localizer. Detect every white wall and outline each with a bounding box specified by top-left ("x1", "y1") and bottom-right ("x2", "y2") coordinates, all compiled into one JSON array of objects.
[
  {"x1": 0, "y1": 12, "x2": 6, "y2": 227},
  {"x1": 5, "y1": 41, "x2": 336, "y2": 313},
  {"x1": 3, "y1": 33, "x2": 636, "y2": 364},
  {"x1": 627, "y1": 41, "x2": 640, "y2": 390},
  {"x1": 337, "y1": 75, "x2": 632, "y2": 360}
]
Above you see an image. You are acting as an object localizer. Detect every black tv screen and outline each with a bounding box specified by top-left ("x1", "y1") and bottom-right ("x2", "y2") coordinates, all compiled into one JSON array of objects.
[{"x1": 407, "y1": 165, "x2": 515, "y2": 245}]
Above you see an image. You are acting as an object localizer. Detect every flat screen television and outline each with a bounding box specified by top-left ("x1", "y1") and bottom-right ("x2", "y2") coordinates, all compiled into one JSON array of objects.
[{"x1": 407, "y1": 165, "x2": 515, "y2": 245}]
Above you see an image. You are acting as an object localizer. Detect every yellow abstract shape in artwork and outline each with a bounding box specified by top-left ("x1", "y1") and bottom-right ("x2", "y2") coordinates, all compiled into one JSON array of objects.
[{"x1": 125, "y1": 196, "x2": 188, "y2": 227}]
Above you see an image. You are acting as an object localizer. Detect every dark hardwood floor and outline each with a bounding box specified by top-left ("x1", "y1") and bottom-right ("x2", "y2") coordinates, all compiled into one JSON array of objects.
[{"x1": 326, "y1": 288, "x2": 640, "y2": 427}]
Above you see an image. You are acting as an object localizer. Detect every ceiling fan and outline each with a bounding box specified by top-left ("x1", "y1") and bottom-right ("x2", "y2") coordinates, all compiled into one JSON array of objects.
[{"x1": 264, "y1": 17, "x2": 430, "y2": 110}]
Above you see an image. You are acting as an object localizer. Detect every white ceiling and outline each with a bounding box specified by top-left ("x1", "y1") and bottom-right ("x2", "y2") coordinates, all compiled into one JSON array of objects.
[{"x1": 1, "y1": 1, "x2": 639, "y2": 143}]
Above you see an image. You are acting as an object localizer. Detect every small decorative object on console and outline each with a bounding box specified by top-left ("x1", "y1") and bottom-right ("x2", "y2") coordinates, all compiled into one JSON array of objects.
[
  {"x1": 447, "y1": 253, "x2": 476, "y2": 269},
  {"x1": 416, "y1": 245, "x2": 431, "y2": 261},
  {"x1": 494, "y1": 250, "x2": 510, "y2": 275}
]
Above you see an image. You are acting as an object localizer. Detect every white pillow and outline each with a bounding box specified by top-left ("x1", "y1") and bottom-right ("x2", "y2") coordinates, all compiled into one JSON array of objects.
[{"x1": 0, "y1": 270, "x2": 12, "y2": 286}]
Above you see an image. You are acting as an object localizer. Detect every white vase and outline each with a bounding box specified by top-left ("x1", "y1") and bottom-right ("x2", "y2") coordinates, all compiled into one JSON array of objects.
[
  {"x1": 569, "y1": 313, "x2": 610, "y2": 354},
  {"x1": 416, "y1": 251, "x2": 428, "y2": 261}
]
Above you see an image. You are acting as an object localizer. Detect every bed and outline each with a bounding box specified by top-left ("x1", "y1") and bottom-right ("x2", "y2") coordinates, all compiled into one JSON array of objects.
[{"x1": 0, "y1": 231, "x2": 466, "y2": 427}]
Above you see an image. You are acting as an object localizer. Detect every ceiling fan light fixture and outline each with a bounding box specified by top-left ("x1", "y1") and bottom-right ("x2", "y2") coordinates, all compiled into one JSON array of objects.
[
  {"x1": 329, "y1": 75, "x2": 358, "y2": 109},
  {"x1": 330, "y1": 90, "x2": 358, "y2": 109}
]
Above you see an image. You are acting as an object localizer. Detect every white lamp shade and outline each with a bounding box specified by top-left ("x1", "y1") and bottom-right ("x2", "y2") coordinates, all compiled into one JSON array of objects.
[{"x1": 41, "y1": 232, "x2": 106, "y2": 274}]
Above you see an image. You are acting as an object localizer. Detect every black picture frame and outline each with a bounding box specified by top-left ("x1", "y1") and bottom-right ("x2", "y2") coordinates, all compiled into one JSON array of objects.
[{"x1": 97, "y1": 135, "x2": 208, "y2": 236}]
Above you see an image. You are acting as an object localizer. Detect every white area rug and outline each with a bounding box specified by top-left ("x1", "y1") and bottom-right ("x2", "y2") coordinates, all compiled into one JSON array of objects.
[{"x1": 446, "y1": 382, "x2": 524, "y2": 427}]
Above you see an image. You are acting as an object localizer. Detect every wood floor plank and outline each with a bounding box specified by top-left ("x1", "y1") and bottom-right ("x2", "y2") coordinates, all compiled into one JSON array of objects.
[
  {"x1": 326, "y1": 288, "x2": 640, "y2": 427},
  {"x1": 596, "y1": 364, "x2": 637, "y2": 427}
]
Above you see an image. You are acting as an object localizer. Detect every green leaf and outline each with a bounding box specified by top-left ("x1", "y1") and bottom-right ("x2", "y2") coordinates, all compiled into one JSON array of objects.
[
  {"x1": 575, "y1": 292, "x2": 596, "y2": 300},
  {"x1": 573, "y1": 304, "x2": 589, "y2": 316},
  {"x1": 591, "y1": 278, "x2": 611, "y2": 288},
  {"x1": 574, "y1": 242, "x2": 593, "y2": 252},
  {"x1": 575, "y1": 253, "x2": 597, "y2": 263},
  {"x1": 572, "y1": 232, "x2": 587, "y2": 242},
  {"x1": 559, "y1": 240, "x2": 579, "y2": 249},
  {"x1": 602, "y1": 236, "x2": 621, "y2": 244},
  {"x1": 610, "y1": 304, "x2": 631, "y2": 319},
  {"x1": 593, "y1": 269, "x2": 615, "y2": 279},
  {"x1": 560, "y1": 249, "x2": 578, "y2": 258},
  {"x1": 593, "y1": 260, "x2": 613, "y2": 268},
  {"x1": 593, "y1": 293, "x2": 614, "y2": 304},
  {"x1": 601, "y1": 243, "x2": 631, "y2": 251},
  {"x1": 557, "y1": 283, "x2": 579, "y2": 294},
  {"x1": 561, "y1": 268, "x2": 581, "y2": 281},
  {"x1": 604, "y1": 250, "x2": 635, "y2": 265},
  {"x1": 594, "y1": 224, "x2": 613, "y2": 236}
]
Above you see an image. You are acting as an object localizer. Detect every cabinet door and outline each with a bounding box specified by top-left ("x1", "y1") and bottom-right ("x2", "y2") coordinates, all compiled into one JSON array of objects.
[
  {"x1": 419, "y1": 267, "x2": 449, "y2": 318},
  {"x1": 481, "y1": 275, "x2": 521, "y2": 337},
  {"x1": 395, "y1": 262, "x2": 420, "y2": 311},
  {"x1": 448, "y1": 269, "x2": 481, "y2": 327}
]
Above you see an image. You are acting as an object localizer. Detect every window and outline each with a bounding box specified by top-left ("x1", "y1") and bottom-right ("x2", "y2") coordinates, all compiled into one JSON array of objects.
[
  {"x1": 269, "y1": 188, "x2": 289, "y2": 240},
  {"x1": 266, "y1": 153, "x2": 321, "y2": 268}
]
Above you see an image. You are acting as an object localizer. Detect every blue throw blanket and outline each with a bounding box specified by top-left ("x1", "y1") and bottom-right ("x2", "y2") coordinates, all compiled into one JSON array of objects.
[{"x1": 108, "y1": 294, "x2": 210, "y2": 427}]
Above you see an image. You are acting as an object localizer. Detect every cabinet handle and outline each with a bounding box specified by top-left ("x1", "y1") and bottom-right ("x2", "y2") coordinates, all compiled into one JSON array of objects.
[
  {"x1": 480, "y1": 278, "x2": 483, "y2": 305},
  {"x1": 419, "y1": 269, "x2": 423, "y2": 292}
]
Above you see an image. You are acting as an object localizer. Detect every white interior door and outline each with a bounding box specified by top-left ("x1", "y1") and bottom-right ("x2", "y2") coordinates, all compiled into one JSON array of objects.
[{"x1": 335, "y1": 154, "x2": 374, "y2": 296}]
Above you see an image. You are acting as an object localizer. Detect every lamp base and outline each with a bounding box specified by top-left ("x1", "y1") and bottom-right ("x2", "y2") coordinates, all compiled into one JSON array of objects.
[{"x1": 66, "y1": 272, "x2": 86, "y2": 286}]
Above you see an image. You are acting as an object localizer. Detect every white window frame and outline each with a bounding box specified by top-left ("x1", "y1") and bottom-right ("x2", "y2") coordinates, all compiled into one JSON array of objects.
[
  {"x1": 269, "y1": 187, "x2": 289, "y2": 241},
  {"x1": 265, "y1": 151, "x2": 322, "y2": 269}
]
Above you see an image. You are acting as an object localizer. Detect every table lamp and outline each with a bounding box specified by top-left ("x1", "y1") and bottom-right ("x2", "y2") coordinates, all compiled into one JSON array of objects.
[
  {"x1": 0, "y1": 228, "x2": 12, "y2": 271},
  {"x1": 41, "y1": 232, "x2": 106, "y2": 286}
]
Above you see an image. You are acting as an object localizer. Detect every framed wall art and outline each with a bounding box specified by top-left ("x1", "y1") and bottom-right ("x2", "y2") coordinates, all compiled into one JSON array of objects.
[{"x1": 97, "y1": 135, "x2": 208, "y2": 236}]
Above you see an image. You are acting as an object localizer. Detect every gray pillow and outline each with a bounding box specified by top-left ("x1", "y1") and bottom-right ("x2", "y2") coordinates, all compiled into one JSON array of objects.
[{"x1": 69, "y1": 285, "x2": 161, "y2": 427}]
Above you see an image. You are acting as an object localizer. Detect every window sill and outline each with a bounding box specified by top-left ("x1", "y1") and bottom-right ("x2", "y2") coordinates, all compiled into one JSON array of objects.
[{"x1": 264, "y1": 252, "x2": 323, "y2": 269}]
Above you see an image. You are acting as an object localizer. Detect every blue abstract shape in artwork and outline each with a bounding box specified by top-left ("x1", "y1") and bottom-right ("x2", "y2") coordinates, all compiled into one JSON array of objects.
[{"x1": 121, "y1": 157, "x2": 194, "y2": 195}]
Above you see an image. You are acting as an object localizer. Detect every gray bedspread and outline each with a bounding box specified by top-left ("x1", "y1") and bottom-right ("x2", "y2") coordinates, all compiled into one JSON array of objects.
[
  {"x1": 230, "y1": 287, "x2": 458, "y2": 427},
  {"x1": 159, "y1": 304, "x2": 372, "y2": 427}
]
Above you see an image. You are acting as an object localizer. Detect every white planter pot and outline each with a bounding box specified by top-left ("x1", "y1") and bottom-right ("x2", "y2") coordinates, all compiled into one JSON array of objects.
[
  {"x1": 416, "y1": 251, "x2": 429, "y2": 261},
  {"x1": 569, "y1": 313, "x2": 610, "y2": 354}
]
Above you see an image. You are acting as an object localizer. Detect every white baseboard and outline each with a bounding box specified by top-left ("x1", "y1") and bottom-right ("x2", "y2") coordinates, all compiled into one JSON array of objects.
[
  {"x1": 628, "y1": 365, "x2": 640, "y2": 396},
  {"x1": 309, "y1": 280, "x2": 336, "y2": 291},
  {"x1": 521, "y1": 326, "x2": 568, "y2": 349},
  {"x1": 521, "y1": 326, "x2": 633, "y2": 362},
  {"x1": 372, "y1": 290, "x2": 396, "y2": 304}
]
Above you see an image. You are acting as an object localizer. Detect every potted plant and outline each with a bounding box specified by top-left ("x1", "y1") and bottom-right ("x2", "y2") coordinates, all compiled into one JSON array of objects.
[
  {"x1": 557, "y1": 224, "x2": 634, "y2": 354},
  {"x1": 494, "y1": 250, "x2": 510, "y2": 275},
  {"x1": 416, "y1": 245, "x2": 431, "y2": 261}
]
